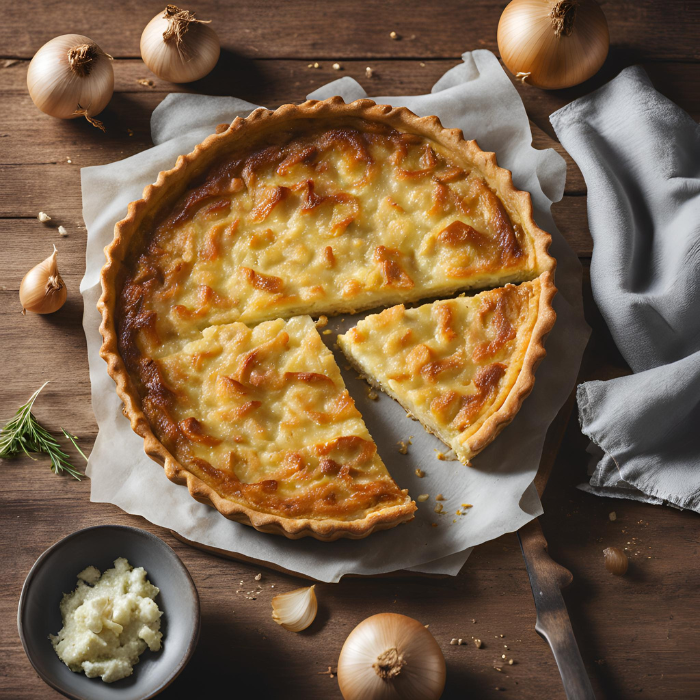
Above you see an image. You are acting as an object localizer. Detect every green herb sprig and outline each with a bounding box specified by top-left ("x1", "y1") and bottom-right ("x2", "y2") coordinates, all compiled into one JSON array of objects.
[{"x1": 0, "y1": 382, "x2": 87, "y2": 480}]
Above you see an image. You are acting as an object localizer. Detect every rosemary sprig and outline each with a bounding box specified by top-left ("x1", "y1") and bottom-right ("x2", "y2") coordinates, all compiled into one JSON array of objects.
[
  {"x1": 62, "y1": 429, "x2": 89, "y2": 463},
  {"x1": 0, "y1": 382, "x2": 86, "y2": 480}
]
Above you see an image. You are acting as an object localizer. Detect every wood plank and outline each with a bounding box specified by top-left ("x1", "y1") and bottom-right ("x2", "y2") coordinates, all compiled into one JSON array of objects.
[
  {"x1": 5, "y1": 55, "x2": 698, "y2": 119},
  {"x1": 1, "y1": 57, "x2": 591, "y2": 193},
  {"x1": 3, "y1": 57, "x2": 699, "y2": 200},
  {"x1": 2, "y1": 0, "x2": 699, "y2": 62},
  {"x1": 552, "y1": 196, "x2": 590, "y2": 257}
]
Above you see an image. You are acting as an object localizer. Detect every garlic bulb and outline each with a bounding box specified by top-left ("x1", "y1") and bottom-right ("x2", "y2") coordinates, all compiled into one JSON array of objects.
[
  {"x1": 271, "y1": 585, "x2": 317, "y2": 632},
  {"x1": 498, "y1": 0, "x2": 609, "y2": 90},
  {"x1": 337, "y1": 613, "x2": 446, "y2": 700},
  {"x1": 27, "y1": 35, "x2": 113, "y2": 129},
  {"x1": 20, "y1": 245, "x2": 67, "y2": 315},
  {"x1": 140, "y1": 5, "x2": 220, "y2": 83}
]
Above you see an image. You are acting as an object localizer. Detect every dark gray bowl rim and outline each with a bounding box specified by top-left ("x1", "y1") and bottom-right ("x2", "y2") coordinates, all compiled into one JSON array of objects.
[{"x1": 17, "y1": 524, "x2": 201, "y2": 700}]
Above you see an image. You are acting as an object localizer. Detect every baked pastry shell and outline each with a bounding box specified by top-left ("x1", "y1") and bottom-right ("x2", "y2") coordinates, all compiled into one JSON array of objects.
[{"x1": 98, "y1": 96, "x2": 555, "y2": 540}]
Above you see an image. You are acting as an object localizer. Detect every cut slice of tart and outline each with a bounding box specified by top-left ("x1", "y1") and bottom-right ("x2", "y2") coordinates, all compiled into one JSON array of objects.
[
  {"x1": 137, "y1": 314, "x2": 415, "y2": 539},
  {"x1": 337, "y1": 274, "x2": 556, "y2": 465}
]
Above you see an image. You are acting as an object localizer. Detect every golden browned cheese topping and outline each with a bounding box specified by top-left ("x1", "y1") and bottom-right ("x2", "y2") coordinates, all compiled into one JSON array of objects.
[
  {"x1": 141, "y1": 316, "x2": 410, "y2": 520},
  {"x1": 337, "y1": 280, "x2": 544, "y2": 464},
  {"x1": 118, "y1": 122, "x2": 541, "y2": 363}
]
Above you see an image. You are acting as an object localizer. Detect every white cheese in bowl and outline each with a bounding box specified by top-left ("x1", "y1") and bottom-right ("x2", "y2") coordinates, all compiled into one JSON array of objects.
[{"x1": 50, "y1": 557, "x2": 163, "y2": 683}]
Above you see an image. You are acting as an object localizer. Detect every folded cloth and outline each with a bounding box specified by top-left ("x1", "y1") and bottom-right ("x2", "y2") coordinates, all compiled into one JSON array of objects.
[{"x1": 551, "y1": 66, "x2": 700, "y2": 512}]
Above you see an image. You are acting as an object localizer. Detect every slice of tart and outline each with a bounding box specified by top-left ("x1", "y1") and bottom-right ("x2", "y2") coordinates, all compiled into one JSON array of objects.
[
  {"x1": 141, "y1": 315, "x2": 415, "y2": 539},
  {"x1": 337, "y1": 274, "x2": 556, "y2": 465}
]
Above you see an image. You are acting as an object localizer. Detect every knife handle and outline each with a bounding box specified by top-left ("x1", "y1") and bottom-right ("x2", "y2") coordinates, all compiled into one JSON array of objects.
[{"x1": 517, "y1": 519, "x2": 596, "y2": 700}]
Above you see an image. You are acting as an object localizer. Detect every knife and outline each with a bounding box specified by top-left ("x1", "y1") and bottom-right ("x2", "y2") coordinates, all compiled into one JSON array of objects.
[{"x1": 517, "y1": 518, "x2": 596, "y2": 699}]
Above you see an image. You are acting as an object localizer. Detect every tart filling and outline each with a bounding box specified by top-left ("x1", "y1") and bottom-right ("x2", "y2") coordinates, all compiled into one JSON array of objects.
[
  {"x1": 338, "y1": 275, "x2": 556, "y2": 465},
  {"x1": 145, "y1": 315, "x2": 414, "y2": 524},
  {"x1": 121, "y1": 120, "x2": 551, "y2": 361}
]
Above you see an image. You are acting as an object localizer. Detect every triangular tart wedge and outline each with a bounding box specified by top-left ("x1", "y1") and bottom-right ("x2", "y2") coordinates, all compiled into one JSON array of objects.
[
  {"x1": 129, "y1": 315, "x2": 415, "y2": 540},
  {"x1": 337, "y1": 274, "x2": 556, "y2": 465}
]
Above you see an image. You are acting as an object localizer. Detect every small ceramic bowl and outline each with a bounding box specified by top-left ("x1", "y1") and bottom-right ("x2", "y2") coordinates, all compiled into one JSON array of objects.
[{"x1": 18, "y1": 525, "x2": 200, "y2": 700}]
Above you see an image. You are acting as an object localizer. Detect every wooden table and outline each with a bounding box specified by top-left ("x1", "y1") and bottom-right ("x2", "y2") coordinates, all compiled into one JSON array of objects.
[{"x1": 2, "y1": 2, "x2": 699, "y2": 698}]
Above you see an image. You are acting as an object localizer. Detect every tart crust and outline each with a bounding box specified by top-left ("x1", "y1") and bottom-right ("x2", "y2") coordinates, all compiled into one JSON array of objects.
[{"x1": 98, "y1": 96, "x2": 556, "y2": 540}]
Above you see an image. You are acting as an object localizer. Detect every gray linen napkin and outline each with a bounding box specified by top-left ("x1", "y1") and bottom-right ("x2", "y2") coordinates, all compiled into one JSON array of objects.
[{"x1": 551, "y1": 66, "x2": 700, "y2": 512}]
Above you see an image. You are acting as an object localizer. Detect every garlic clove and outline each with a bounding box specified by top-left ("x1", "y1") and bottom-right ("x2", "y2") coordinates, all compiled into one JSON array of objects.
[
  {"x1": 271, "y1": 585, "x2": 317, "y2": 632},
  {"x1": 19, "y1": 245, "x2": 67, "y2": 315},
  {"x1": 603, "y1": 546, "x2": 629, "y2": 576}
]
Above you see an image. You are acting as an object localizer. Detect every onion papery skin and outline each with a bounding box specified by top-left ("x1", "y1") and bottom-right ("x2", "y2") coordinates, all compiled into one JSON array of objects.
[
  {"x1": 498, "y1": 0, "x2": 609, "y2": 90},
  {"x1": 140, "y1": 12, "x2": 220, "y2": 83},
  {"x1": 27, "y1": 34, "x2": 114, "y2": 119},
  {"x1": 337, "y1": 613, "x2": 446, "y2": 700},
  {"x1": 19, "y1": 247, "x2": 67, "y2": 314}
]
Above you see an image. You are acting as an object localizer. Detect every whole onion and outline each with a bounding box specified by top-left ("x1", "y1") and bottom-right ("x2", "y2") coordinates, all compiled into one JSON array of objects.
[{"x1": 498, "y1": 0, "x2": 609, "y2": 89}]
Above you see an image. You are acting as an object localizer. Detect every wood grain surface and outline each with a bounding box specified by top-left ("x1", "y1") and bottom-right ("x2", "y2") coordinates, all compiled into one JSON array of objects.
[{"x1": 1, "y1": 2, "x2": 699, "y2": 699}]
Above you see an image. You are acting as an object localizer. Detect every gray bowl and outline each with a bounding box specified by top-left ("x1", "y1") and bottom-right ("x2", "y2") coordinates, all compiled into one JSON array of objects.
[{"x1": 18, "y1": 525, "x2": 200, "y2": 700}]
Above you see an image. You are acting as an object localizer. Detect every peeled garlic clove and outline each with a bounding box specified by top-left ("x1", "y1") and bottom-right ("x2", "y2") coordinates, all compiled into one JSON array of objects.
[
  {"x1": 271, "y1": 585, "x2": 317, "y2": 632},
  {"x1": 603, "y1": 546, "x2": 629, "y2": 576},
  {"x1": 19, "y1": 245, "x2": 67, "y2": 314}
]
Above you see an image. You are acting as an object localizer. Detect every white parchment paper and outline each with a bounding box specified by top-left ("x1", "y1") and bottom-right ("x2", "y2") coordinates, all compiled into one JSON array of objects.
[{"x1": 80, "y1": 50, "x2": 590, "y2": 582}]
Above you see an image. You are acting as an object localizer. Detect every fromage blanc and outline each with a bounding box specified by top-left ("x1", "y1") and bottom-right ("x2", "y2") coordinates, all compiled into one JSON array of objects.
[{"x1": 50, "y1": 558, "x2": 163, "y2": 683}]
